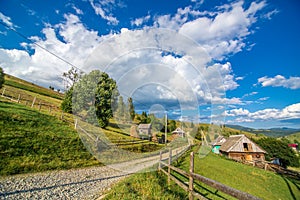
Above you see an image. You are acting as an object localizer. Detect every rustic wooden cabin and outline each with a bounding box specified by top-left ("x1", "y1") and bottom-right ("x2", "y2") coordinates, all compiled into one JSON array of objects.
[
  {"x1": 219, "y1": 135, "x2": 266, "y2": 162},
  {"x1": 172, "y1": 127, "x2": 186, "y2": 138},
  {"x1": 211, "y1": 136, "x2": 226, "y2": 154},
  {"x1": 137, "y1": 123, "x2": 152, "y2": 140}
]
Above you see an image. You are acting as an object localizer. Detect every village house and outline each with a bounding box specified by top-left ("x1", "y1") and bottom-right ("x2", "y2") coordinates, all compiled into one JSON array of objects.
[
  {"x1": 219, "y1": 135, "x2": 267, "y2": 162},
  {"x1": 288, "y1": 143, "x2": 298, "y2": 152},
  {"x1": 172, "y1": 127, "x2": 186, "y2": 138},
  {"x1": 211, "y1": 135, "x2": 226, "y2": 154},
  {"x1": 137, "y1": 123, "x2": 152, "y2": 140}
]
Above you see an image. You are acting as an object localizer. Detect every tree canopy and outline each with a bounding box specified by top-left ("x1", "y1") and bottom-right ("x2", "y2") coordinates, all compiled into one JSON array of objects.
[
  {"x1": 62, "y1": 70, "x2": 119, "y2": 128},
  {"x1": 255, "y1": 137, "x2": 299, "y2": 168}
]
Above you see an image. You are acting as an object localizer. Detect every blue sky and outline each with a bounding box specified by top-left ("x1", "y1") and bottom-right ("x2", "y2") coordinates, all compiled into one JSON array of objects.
[{"x1": 0, "y1": 0, "x2": 299, "y2": 129}]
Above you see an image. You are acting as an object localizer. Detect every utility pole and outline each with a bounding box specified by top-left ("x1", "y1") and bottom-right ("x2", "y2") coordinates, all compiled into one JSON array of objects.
[{"x1": 165, "y1": 111, "x2": 167, "y2": 145}]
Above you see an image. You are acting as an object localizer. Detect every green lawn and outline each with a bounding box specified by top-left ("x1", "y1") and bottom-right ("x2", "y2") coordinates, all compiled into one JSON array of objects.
[
  {"x1": 103, "y1": 169, "x2": 188, "y2": 200},
  {"x1": 174, "y1": 148, "x2": 300, "y2": 200},
  {"x1": 0, "y1": 100, "x2": 99, "y2": 175},
  {"x1": 103, "y1": 146, "x2": 300, "y2": 200}
]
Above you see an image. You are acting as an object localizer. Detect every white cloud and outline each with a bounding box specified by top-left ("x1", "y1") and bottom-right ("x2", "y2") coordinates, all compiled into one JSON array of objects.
[
  {"x1": 0, "y1": 14, "x2": 103, "y2": 89},
  {"x1": 258, "y1": 75, "x2": 300, "y2": 89},
  {"x1": 89, "y1": 0, "x2": 120, "y2": 25},
  {"x1": 72, "y1": 5, "x2": 83, "y2": 15},
  {"x1": 131, "y1": 15, "x2": 150, "y2": 26},
  {"x1": 0, "y1": 12, "x2": 14, "y2": 28},
  {"x1": 151, "y1": 1, "x2": 266, "y2": 60},
  {"x1": 226, "y1": 103, "x2": 300, "y2": 123}
]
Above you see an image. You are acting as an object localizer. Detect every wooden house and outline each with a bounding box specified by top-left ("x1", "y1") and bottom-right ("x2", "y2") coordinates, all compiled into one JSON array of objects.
[
  {"x1": 211, "y1": 136, "x2": 226, "y2": 154},
  {"x1": 172, "y1": 127, "x2": 186, "y2": 138},
  {"x1": 219, "y1": 135, "x2": 266, "y2": 162},
  {"x1": 138, "y1": 124, "x2": 152, "y2": 140}
]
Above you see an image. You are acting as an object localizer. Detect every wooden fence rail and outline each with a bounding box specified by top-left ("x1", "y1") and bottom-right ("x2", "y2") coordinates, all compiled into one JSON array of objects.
[{"x1": 159, "y1": 151, "x2": 261, "y2": 200}]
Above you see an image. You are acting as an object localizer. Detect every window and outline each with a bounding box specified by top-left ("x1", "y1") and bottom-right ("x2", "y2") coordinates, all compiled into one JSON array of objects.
[
  {"x1": 243, "y1": 143, "x2": 253, "y2": 151},
  {"x1": 243, "y1": 143, "x2": 248, "y2": 151}
]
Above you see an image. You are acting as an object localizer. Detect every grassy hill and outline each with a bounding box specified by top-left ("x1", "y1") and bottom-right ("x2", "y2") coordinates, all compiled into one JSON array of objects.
[
  {"x1": 105, "y1": 147, "x2": 300, "y2": 200},
  {"x1": 3, "y1": 74, "x2": 64, "y2": 100},
  {"x1": 0, "y1": 100, "x2": 99, "y2": 175},
  {"x1": 0, "y1": 74, "x2": 165, "y2": 175}
]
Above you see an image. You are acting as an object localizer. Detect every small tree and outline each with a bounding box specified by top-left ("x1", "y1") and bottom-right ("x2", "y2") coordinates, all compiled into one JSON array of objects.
[
  {"x1": 127, "y1": 97, "x2": 135, "y2": 120},
  {"x1": 63, "y1": 67, "x2": 83, "y2": 89},
  {"x1": 61, "y1": 86, "x2": 73, "y2": 113},
  {"x1": 116, "y1": 96, "x2": 125, "y2": 121},
  {"x1": 0, "y1": 67, "x2": 4, "y2": 89}
]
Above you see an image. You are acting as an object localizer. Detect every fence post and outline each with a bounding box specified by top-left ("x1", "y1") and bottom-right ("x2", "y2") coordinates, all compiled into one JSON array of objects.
[
  {"x1": 17, "y1": 94, "x2": 21, "y2": 103},
  {"x1": 158, "y1": 150, "x2": 162, "y2": 171},
  {"x1": 189, "y1": 152, "x2": 194, "y2": 200},
  {"x1": 1, "y1": 88, "x2": 5, "y2": 96},
  {"x1": 38, "y1": 102, "x2": 41, "y2": 111},
  {"x1": 168, "y1": 148, "x2": 172, "y2": 186},
  {"x1": 61, "y1": 110, "x2": 64, "y2": 120},
  {"x1": 31, "y1": 97, "x2": 36, "y2": 108},
  {"x1": 74, "y1": 118, "x2": 78, "y2": 129},
  {"x1": 49, "y1": 106, "x2": 52, "y2": 114}
]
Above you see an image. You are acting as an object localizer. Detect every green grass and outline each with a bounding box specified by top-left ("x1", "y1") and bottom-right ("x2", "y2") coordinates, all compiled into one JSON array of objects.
[
  {"x1": 4, "y1": 74, "x2": 63, "y2": 100},
  {"x1": 0, "y1": 100, "x2": 99, "y2": 175},
  {"x1": 103, "y1": 146, "x2": 300, "y2": 200},
  {"x1": 285, "y1": 132, "x2": 300, "y2": 143},
  {"x1": 173, "y1": 148, "x2": 300, "y2": 200},
  {"x1": 103, "y1": 169, "x2": 188, "y2": 200}
]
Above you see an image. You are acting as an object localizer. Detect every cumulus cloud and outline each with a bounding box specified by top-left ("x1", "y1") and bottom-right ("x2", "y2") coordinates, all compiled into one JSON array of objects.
[
  {"x1": 151, "y1": 0, "x2": 267, "y2": 59},
  {"x1": 0, "y1": 13, "x2": 103, "y2": 89},
  {"x1": 257, "y1": 75, "x2": 300, "y2": 89},
  {"x1": 226, "y1": 103, "x2": 300, "y2": 123},
  {"x1": 0, "y1": 0, "x2": 270, "y2": 113}
]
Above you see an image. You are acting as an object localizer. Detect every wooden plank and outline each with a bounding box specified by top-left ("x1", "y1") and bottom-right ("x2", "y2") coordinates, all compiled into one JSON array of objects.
[{"x1": 192, "y1": 173, "x2": 261, "y2": 200}]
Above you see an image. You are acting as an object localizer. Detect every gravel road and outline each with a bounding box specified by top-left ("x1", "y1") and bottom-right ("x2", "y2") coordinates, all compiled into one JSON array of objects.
[
  {"x1": 0, "y1": 166, "x2": 130, "y2": 200},
  {"x1": 0, "y1": 146, "x2": 188, "y2": 200}
]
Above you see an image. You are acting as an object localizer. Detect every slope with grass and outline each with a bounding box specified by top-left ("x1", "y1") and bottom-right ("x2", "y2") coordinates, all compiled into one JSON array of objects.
[
  {"x1": 173, "y1": 148, "x2": 300, "y2": 200},
  {"x1": 0, "y1": 100, "x2": 99, "y2": 175},
  {"x1": 3, "y1": 74, "x2": 63, "y2": 100},
  {"x1": 104, "y1": 147, "x2": 300, "y2": 200}
]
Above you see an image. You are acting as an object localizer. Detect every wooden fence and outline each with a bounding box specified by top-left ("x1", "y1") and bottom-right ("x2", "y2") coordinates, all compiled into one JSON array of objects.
[{"x1": 158, "y1": 150, "x2": 261, "y2": 200}]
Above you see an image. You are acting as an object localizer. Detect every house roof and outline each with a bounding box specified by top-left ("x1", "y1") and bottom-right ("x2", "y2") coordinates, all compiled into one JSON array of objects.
[
  {"x1": 138, "y1": 124, "x2": 151, "y2": 129},
  {"x1": 219, "y1": 134, "x2": 266, "y2": 153},
  {"x1": 172, "y1": 127, "x2": 185, "y2": 134},
  {"x1": 211, "y1": 136, "x2": 226, "y2": 146}
]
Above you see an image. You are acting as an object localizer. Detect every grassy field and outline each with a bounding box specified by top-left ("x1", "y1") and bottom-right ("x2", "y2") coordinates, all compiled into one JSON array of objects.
[
  {"x1": 104, "y1": 146, "x2": 300, "y2": 200},
  {"x1": 173, "y1": 148, "x2": 300, "y2": 200},
  {"x1": 103, "y1": 168, "x2": 188, "y2": 200},
  {"x1": 0, "y1": 100, "x2": 99, "y2": 175},
  {"x1": 3, "y1": 74, "x2": 63, "y2": 100}
]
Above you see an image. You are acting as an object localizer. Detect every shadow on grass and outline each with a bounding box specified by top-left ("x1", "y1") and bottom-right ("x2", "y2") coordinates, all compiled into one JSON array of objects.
[{"x1": 280, "y1": 175, "x2": 297, "y2": 200}]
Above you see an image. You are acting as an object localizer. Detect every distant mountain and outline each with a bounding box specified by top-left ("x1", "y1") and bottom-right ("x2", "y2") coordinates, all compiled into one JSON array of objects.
[{"x1": 225, "y1": 124, "x2": 300, "y2": 138}]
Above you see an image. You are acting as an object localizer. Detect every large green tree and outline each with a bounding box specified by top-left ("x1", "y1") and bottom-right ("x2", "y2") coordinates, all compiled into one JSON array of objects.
[
  {"x1": 0, "y1": 67, "x2": 4, "y2": 89},
  {"x1": 255, "y1": 137, "x2": 299, "y2": 168},
  {"x1": 72, "y1": 70, "x2": 119, "y2": 128}
]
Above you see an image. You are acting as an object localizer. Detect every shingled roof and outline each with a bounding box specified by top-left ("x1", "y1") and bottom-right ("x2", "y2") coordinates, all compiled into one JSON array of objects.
[{"x1": 219, "y1": 135, "x2": 266, "y2": 153}]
